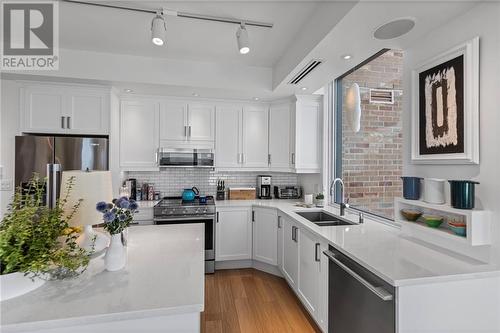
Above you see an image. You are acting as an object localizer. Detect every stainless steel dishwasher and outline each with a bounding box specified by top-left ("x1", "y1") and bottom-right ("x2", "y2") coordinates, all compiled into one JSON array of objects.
[{"x1": 324, "y1": 246, "x2": 395, "y2": 333}]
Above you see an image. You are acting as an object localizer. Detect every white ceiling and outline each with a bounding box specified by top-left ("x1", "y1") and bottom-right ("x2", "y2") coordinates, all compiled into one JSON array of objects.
[{"x1": 59, "y1": 1, "x2": 321, "y2": 67}]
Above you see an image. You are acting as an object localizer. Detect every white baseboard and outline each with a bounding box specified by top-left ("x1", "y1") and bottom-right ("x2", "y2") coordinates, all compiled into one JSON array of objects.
[{"x1": 215, "y1": 260, "x2": 283, "y2": 278}]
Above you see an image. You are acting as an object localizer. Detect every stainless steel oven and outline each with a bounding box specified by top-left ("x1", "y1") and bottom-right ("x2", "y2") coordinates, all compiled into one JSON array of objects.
[
  {"x1": 324, "y1": 246, "x2": 395, "y2": 333},
  {"x1": 158, "y1": 148, "x2": 214, "y2": 168},
  {"x1": 154, "y1": 196, "x2": 216, "y2": 273}
]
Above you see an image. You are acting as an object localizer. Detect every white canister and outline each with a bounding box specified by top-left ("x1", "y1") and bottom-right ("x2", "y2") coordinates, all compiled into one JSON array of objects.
[
  {"x1": 423, "y1": 178, "x2": 446, "y2": 204},
  {"x1": 304, "y1": 194, "x2": 314, "y2": 205}
]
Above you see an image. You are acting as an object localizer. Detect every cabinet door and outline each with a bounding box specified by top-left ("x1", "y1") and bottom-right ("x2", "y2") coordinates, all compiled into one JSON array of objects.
[
  {"x1": 216, "y1": 208, "x2": 252, "y2": 261},
  {"x1": 160, "y1": 101, "x2": 188, "y2": 142},
  {"x1": 67, "y1": 90, "x2": 109, "y2": 135},
  {"x1": 120, "y1": 100, "x2": 160, "y2": 169},
  {"x1": 294, "y1": 97, "x2": 322, "y2": 172},
  {"x1": 215, "y1": 105, "x2": 241, "y2": 168},
  {"x1": 22, "y1": 87, "x2": 66, "y2": 133},
  {"x1": 297, "y1": 227, "x2": 322, "y2": 321},
  {"x1": 188, "y1": 103, "x2": 215, "y2": 141},
  {"x1": 269, "y1": 103, "x2": 291, "y2": 171},
  {"x1": 252, "y1": 208, "x2": 278, "y2": 265},
  {"x1": 277, "y1": 214, "x2": 284, "y2": 269},
  {"x1": 242, "y1": 106, "x2": 269, "y2": 168},
  {"x1": 282, "y1": 216, "x2": 299, "y2": 288}
]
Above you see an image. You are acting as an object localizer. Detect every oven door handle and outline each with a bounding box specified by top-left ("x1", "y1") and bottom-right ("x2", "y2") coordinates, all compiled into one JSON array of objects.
[
  {"x1": 154, "y1": 215, "x2": 215, "y2": 222},
  {"x1": 323, "y1": 250, "x2": 393, "y2": 301}
]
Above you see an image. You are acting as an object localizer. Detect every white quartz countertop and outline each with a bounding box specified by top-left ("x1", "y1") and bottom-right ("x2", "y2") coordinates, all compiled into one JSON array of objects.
[
  {"x1": 136, "y1": 200, "x2": 159, "y2": 208},
  {"x1": 1, "y1": 224, "x2": 204, "y2": 332},
  {"x1": 216, "y1": 199, "x2": 500, "y2": 286}
]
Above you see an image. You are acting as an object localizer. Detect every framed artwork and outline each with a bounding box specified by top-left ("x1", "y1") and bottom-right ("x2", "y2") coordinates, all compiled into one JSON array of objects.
[{"x1": 411, "y1": 37, "x2": 479, "y2": 164}]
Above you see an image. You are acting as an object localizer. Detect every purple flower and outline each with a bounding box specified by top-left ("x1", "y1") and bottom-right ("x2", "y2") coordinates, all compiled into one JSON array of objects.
[
  {"x1": 129, "y1": 200, "x2": 138, "y2": 211},
  {"x1": 118, "y1": 199, "x2": 130, "y2": 209},
  {"x1": 96, "y1": 201, "x2": 107, "y2": 212},
  {"x1": 111, "y1": 207, "x2": 118, "y2": 214},
  {"x1": 103, "y1": 211, "x2": 116, "y2": 223},
  {"x1": 118, "y1": 214, "x2": 127, "y2": 222}
]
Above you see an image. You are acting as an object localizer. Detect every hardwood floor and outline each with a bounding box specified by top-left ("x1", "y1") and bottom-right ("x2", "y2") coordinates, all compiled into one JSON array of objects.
[{"x1": 201, "y1": 269, "x2": 321, "y2": 333}]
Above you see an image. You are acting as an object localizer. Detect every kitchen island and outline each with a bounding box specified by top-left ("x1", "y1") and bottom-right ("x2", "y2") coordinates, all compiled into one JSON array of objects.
[{"x1": 0, "y1": 224, "x2": 205, "y2": 333}]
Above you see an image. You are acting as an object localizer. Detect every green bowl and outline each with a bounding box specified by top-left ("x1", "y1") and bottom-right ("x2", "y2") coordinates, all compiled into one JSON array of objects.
[{"x1": 423, "y1": 215, "x2": 444, "y2": 228}]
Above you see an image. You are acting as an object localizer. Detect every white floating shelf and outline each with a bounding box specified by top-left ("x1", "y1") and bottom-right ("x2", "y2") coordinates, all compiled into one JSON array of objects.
[{"x1": 395, "y1": 198, "x2": 491, "y2": 247}]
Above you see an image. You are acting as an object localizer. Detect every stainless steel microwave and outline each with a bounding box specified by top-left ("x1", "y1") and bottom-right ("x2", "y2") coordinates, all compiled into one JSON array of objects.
[{"x1": 157, "y1": 148, "x2": 214, "y2": 168}]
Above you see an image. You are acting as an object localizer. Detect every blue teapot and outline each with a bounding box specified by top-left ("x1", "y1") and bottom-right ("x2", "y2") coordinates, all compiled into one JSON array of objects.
[{"x1": 182, "y1": 187, "x2": 199, "y2": 201}]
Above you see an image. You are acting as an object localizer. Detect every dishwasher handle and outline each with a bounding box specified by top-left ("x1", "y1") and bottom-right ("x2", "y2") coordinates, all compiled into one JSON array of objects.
[{"x1": 323, "y1": 250, "x2": 393, "y2": 301}]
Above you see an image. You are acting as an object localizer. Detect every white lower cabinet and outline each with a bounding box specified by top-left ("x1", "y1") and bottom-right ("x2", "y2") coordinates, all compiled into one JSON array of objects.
[
  {"x1": 281, "y1": 215, "x2": 299, "y2": 288},
  {"x1": 297, "y1": 228, "x2": 328, "y2": 332},
  {"x1": 215, "y1": 207, "x2": 252, "y2": 261},
  {"x1": 252, "y1": 207, "x2": 278, "y2": 265}
]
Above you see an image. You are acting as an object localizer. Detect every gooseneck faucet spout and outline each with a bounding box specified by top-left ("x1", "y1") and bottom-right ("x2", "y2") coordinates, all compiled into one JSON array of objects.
[{"x1": 330, "y1": 178, "x2": 349, "y2": 216}]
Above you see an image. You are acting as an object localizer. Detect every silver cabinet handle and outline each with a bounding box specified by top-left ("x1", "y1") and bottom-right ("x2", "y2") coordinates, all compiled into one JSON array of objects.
[
  {"x1": 61, "y1": 116, "x2": 65, "y2": 129},
  {"x1": 291, "y1": 152, "x2": 295, "y2": 165},
  {"x1": 277, "y1": 216, "x2": 282, "y2": 229},
  {"x1": 189, "y1": 126, "x2": 192, "y2": 137},
  {"x1": 216, "y1": 212, "x2": 219, "y2": 223},
  {"x1": 291, "y1": 225, "x2": 295, "y2": 241},
  {"x1": 315, "y1": 243, "x2": 320, "y2": 262},
  {"x1": 252, "y1": 210, "x2": 255, "y2": 222},
  {"x1": 323, "y1": 250, "x2": 393, "y2": 301},
  {"x1": 184, "y1": 125, "x2": 188, "y2": 137},
  {"x1": 268, "y1": 154, "x2": 271, "y2": 165},
  {"x1": 155, "y1": 148, "x2": 159, "y2": 165},
  {"x1": 67, "y1": 116, "x2": 71, "y2": 129}
]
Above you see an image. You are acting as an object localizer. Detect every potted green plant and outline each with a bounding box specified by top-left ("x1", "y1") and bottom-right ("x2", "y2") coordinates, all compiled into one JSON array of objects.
[
  {"x1": 0, "y1": 176, "x2": 92, "y2": 301},
  {"x1": 96, "y1": 197, "x2": 137, "y2": 271},
  {"x1": 315, "y1": 193, "x2": 325, "y2": 207}
]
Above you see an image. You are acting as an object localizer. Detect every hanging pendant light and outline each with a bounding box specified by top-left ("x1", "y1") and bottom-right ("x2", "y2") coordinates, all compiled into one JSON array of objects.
[
  {"x1": 236, "y1": 23, "x2": 250, "y2": 54},
  {"x1": 151, "y1": 12, "x2": 166, "y2": 46}
]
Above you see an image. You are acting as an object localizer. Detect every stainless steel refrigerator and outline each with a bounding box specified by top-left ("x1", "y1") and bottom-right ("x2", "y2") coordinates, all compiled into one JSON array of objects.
[{"x1": 15, "y1": 135, "x2": 109, "y2": 207}]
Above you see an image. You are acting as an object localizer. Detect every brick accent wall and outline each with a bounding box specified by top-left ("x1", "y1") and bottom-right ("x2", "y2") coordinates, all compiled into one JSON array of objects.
[{"x1": 341, "y1": 50, "x2": 403, "y2": 218}]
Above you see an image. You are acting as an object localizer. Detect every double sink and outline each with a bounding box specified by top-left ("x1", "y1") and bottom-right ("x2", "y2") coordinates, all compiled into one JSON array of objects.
[{"x1": 295, "y1": 211, "x2": 355, "y2": 227}]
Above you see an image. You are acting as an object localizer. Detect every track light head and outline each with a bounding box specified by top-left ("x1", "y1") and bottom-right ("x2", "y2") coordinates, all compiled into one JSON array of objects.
[
  {"x1": 236, "y1": 23, "x2": 250, "y2": 54},
  {"x1": 151, "y1": 12, "x2": 166, "y2": 46}
]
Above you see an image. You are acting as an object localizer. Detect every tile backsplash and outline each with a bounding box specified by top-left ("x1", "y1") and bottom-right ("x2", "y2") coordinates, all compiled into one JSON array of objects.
[{"x1": 127, "y1": 169, "x2": 299, "y2": 198}]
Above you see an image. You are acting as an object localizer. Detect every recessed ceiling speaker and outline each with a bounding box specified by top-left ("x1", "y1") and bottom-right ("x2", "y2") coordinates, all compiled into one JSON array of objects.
[
  {"x1": 374, "y1": 18, "x2": 415, "y2": 40},
  {"x1": 236, "y1": 23, "x2": 250, "y2": 54},
  {"x1": 151, "y1": 12, "x2": 167, "y2": 46}
]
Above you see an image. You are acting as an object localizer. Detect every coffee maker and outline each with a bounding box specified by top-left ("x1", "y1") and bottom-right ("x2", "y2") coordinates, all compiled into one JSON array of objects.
[{"x1": 257, "y1": 175, "x2": 272, "y2": 199}]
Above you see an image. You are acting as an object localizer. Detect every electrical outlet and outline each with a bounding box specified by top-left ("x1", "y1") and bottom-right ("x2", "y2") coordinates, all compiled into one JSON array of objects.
[{"x1": 1, "y1": 179, "x2": 12, "y2": 191}]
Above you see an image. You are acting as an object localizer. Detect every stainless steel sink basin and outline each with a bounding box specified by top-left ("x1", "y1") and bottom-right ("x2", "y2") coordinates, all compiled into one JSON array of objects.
[{"x1": 295, "y1": 211, "x2": 354, "y2": 226}]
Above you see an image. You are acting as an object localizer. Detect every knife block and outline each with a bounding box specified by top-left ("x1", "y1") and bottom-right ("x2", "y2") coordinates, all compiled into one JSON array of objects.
[{"x1": 216, "y1": 190, "x2": 225, "y2": 201}]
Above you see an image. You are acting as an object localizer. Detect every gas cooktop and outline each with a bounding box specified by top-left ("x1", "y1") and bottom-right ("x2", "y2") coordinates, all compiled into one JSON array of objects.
[{"x1": 154, "y1": 196, "x2": 215, "y2": 217}]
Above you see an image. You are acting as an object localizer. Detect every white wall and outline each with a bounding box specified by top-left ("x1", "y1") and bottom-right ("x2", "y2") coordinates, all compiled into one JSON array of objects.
[
  {"x1": 403, "y1": 2, "x2": 500, "y2": 262},
  {"x1": 0, "y1": 80, "x2": 22, "y2": 216}
]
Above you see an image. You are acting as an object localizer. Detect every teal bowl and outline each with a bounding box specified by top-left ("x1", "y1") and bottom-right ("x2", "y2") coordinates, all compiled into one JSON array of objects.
[{"x1": 449, "y1": 224, "x2": 466, "y2": 237}]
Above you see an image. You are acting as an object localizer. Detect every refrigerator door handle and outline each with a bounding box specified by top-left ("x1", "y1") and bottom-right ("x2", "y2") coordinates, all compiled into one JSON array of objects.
[{"x1": 46, "y1": 164, "x2": 62, "y2": 209}]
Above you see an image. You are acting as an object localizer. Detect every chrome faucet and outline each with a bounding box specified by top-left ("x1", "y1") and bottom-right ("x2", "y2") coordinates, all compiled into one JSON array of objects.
[{"x1": 330, "y1": 178, "x2": 349, "y2": 216}]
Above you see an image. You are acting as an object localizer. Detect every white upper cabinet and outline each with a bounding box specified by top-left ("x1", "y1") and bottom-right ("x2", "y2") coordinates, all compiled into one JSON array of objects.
[
  {"x1": 67, "y1": 89, "x2": 109, "y2": 134},
  {"x1": 160, "y1": 101, "x2": 188, "y2": 142},
  {"x1": 216, "y1": 207, "x2": 252, "y2": 261},
  {"x1": 120, "y1": 99, "x2": 160, "y2": 170},
  {"x1": 188, "y1": 103, "x2": 215, "y2": 141},
  {"x1": 242, "y1": 105, "x2": 269, "y2": 168},
  {"x1": 21, "y1": 84, "x2": 110, "y2": 135},
  {"x1": 215, "y1": 103, "x2": 269, "y2": 170},
  {"x1": 269, "y1": 103, "x2": 292, "y2": 171},
  {"x1": 293, "y1": 95, "x2": 322, "y2": 173},
  {"x1": 159, "y1": 101, "x2": 215, "y2": 146},
  {"x1": 216, "y1": 104, "x2": 242, "y2": 168},
  {"x1": 252, "y1": 207, "x2": 278, "y2": 266}
]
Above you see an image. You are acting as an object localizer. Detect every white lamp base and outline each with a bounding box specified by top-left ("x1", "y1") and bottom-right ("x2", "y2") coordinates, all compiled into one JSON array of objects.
[{"x1": 77, "y1": 225, "x2": 110, "y2": 253}]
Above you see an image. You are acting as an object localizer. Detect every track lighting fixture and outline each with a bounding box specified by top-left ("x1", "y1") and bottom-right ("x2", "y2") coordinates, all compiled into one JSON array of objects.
[
  {"x1": 236, "y1": 23, "x2": 250, "y2": 54},
  {"x1": 151, "y1": 11, "x2": 166, "y2": 46}
]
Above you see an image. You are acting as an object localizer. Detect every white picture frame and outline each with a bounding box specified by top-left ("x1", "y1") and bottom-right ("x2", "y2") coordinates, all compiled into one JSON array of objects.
[{"x1": 411, "y1": 36, "x2": 479, "y2": 164}]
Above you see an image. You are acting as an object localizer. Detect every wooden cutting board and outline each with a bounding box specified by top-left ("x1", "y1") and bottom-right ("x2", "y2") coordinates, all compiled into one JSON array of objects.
[{"x1": 228, "y1": 188, "x2": 256, "y2": 200}]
